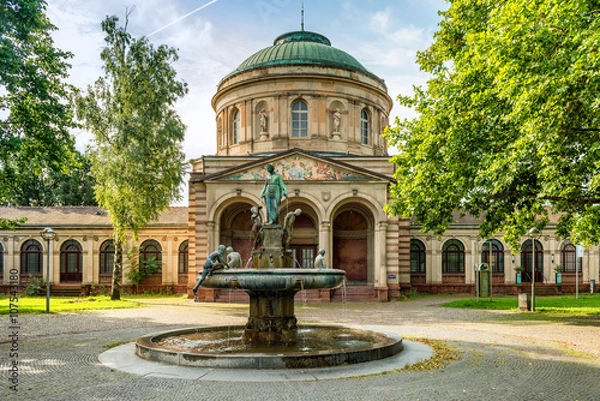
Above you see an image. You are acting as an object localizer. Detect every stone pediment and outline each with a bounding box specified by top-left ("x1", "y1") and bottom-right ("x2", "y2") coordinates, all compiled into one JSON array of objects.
[{"x1": 216, "y1": 153, "x2": 387, "y2": 182}]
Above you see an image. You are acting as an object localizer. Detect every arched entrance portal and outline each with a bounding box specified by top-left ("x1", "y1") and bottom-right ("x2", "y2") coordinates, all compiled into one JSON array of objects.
[
  {"x1": 332, "y1": 206, "x2": 372, "y2": 283},
  {"x1": 219, "y1": 202, "x2": 255, "y2": 268},
  {"x1": 285, "y1": 202, "x2": 318, "y2": 268},
  {"x1": 219, "y1": 201, "x2": 319, "y2": 269}
]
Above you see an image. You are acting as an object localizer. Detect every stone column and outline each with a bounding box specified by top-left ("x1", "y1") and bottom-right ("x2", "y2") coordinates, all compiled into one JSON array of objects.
[
  {"x1": 373, "y1": 222, "x2": 388, "y2": 287},
  {"x1": 206, "y1": 221, "x2": 216, "y2": 257},
  {"x1": 504, "y1": 249, "x2": 512, "y2": 284},
  {"x1": 319, "y1": 221, "x2": 331, "y2": 268},
  {"x1": 430, "y1": 237, "x2": 442, "y2": 283},
  {"x1": 4, "y1": 237, "x2": 14, "y2": 284},
  {"x1": 82, "y1": 235, "x2": 94, "y2": 285},
  {"x1": 51, "y1": 238, "x2": 59, "y2": 285},
  {"x1": 164, "y1": 237, "x2": 172, "y2": 284},
  {"x1": 221, "y1": 108, "x2": 229, "y2": 152}
]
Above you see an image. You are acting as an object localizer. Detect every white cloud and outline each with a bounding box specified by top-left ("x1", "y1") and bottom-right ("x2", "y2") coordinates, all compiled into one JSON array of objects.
[
  {"x1": 370, "y1": 9, "x2": 391, "y2": 31},
  {"x1": 42, "y1": 0, "x2": 447, "y2": 205}
]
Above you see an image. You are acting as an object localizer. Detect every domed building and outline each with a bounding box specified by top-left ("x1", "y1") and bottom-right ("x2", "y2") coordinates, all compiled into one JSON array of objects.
[
  {"x1": 1, "y1": 29, "x2": 597, "y2": 299},
  {"x1": 190, "y1": 29, "x2": 408, "y2": 301},
  {"x1": 212, "y1": 30, "x2": 391, "y2": 157}
]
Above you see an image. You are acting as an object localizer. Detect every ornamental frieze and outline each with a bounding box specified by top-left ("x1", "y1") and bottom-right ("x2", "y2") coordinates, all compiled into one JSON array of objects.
[{"x1": 222, "y1": 156, "x2": 370, "y2": 181}]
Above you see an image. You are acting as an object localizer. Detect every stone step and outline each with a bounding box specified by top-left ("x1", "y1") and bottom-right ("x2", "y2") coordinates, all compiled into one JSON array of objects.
[{"x1": 50, "y1": 285, "x2": 83, "y2": 297}]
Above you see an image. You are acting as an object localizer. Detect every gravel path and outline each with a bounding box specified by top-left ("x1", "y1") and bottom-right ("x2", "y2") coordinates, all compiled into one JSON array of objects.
[{"x1": 2, "y1": 295, "x2": 599, "y2": 400}]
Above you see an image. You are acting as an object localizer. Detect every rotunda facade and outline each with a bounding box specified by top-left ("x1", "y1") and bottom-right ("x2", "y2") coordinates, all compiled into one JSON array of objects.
[
  {"x1": 189, "y1": 30, "x2": 408, "y2": 302},
  {"x1": 212, "y1": 30, "x2": 393, "y2": 157}
]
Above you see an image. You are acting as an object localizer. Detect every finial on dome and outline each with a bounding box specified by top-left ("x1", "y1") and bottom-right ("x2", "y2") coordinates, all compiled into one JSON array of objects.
[{"x1": 301, "y1": 3, "x2": 304, "y2": 31}]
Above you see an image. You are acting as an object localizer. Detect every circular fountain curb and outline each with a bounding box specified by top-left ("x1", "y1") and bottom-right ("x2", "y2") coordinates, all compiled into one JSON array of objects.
[
  {"x1": 99, "y1": 337, "x2": 433, "y2": 382},
  {"x1": 136, "y1": 325, "x2": 403, "y2": 369}
]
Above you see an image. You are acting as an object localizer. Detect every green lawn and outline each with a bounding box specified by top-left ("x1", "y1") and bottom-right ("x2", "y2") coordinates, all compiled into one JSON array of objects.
[
  {"x1": 0, "y1": 295, "x2": 140, "y2": 314},
  {"x1": 443, "y1": 294, "x2": 600, "y2": 316}
]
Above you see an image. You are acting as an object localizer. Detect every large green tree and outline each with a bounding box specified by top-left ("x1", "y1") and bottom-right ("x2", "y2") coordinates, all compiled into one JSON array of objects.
[
  {"x1": 385, "y1": 0, "x2": 600, "y2": 249},
  {"x1": 13, "y1": 151, "x2": 97, "y2": 206},
  {"x1": 76, "y1": 15, "x2": 188, "y2": 300},
  {"x1": 0, "y1": 0, "x2": 79, "y2": 225}
]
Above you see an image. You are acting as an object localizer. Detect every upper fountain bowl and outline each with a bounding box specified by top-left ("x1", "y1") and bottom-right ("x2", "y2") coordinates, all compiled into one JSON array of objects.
[{"x1": 201, "y1": 268, "x2": 346, "y2": 292}]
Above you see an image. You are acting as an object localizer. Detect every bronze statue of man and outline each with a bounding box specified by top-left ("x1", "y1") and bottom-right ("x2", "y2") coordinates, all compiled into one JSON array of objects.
[
  {"x1": 192, "y1": 245, "x2": 228, "y2": 299},
  {"x1": 259, "y1": 164, "x2": 287, "y2": 225},
  {"x1": 314, "y1": 249, "x2": 327, "y2": 269}
]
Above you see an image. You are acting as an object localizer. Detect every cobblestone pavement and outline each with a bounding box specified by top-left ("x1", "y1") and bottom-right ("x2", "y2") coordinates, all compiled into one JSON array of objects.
[{"x1": 2, "y1": 295, "x2": 599, "y2": 401}]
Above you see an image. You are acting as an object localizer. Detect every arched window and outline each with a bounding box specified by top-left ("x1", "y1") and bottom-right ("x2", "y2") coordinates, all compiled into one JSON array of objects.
[
  {"x1": 100, "y1": 240, "x2": 115, "y2": 276},
  {"x1": 60, "y1": 240, "x2": 82, "y2": 282},
  {"x1": 21, "y1": 239, "x2": 43, "y2": 276},
  {"x1": 232, "y1": 109, "x2": 240, "y2": 144},
  {"x1": 481, "y1": 239, "x2": 504, "y2": 273},
  {"x1": 291, "y1": 100, "x2": 308, "y2": 137},
  {"x1": 520, "y1": 239, "x2": 543, "y2": 282},
  {"x1": 442, "y1": 239, "x2": 465, "y2": 273},
  {"x1": 360, "y1": 109, "x2": 369, "y2": 145},
  {"x1": 410, "y1": 239, "x2": 426, "y2": 274},
  {"x1": 560, "y1": 241, "x2": 576, "y2": 273},
  {"x1": 140, "y1": 239, "x2": 162, "y2": 272},
  {"x1": 178, "y1": 240, "x2": 189, "y2": 274}
]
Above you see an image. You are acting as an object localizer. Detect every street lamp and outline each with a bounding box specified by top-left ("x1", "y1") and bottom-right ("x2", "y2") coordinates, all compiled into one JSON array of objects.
[
  {"x1": 489, "y1": 239, "x2": 493, "y2": 301},
  {"x1": 528, "y1": 227, "x2": 541, "y2": 312},
  {"x1": 40, "y1": 227, "x2": 56, "y2": 314}
]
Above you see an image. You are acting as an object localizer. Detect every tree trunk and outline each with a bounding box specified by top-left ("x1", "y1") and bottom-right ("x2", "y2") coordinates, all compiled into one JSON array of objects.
[{"x1": 111, "y1": 234, "x2": 123, "y2": 300}]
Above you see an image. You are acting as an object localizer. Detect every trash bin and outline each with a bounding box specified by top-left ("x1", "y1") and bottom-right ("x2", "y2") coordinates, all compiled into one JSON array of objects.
[{"x1": 591, "y1": 279, "x2": 595, "y2": 294}]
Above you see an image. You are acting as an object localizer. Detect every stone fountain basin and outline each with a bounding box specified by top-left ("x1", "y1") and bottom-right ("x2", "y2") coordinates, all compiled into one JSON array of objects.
[
  {"x1": 136, "y1": 325, "x2": 403, "y2": 369},
  {"x1": 200, "y1": 268, "x2": 346, "y2": 291}
]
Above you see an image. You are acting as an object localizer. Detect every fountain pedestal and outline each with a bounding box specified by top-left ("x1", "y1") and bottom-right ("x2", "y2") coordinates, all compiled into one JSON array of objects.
[
  {"x1": 244, "y1": 290, "x2": 298, "y2": 344},
  {"x1": 251, "y1": 225, "x2": 293, "y2": 269},
  {"x1": 246, "y1": 225, "x2": 301, "y2": 344}
]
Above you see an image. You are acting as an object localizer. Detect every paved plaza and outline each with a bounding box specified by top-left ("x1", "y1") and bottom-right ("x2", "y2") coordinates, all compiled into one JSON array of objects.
[{"x1": 2, "y1": 295, "x2": 599, "y2": 400}]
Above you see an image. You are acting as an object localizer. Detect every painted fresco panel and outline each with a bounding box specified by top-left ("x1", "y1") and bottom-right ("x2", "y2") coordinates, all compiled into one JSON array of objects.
[{"x1": 221, "y1": 156, "x2": 370, "y2": 181}]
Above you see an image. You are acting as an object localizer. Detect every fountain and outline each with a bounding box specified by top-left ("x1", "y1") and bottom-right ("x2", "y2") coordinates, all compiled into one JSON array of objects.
[{"x1": 135, "y1": 164, "x2": 403, "y2": 369}]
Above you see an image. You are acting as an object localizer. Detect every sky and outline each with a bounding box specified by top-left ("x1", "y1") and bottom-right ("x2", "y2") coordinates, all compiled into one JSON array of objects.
[{"x1": 45, "y1": 0, "x2": 448, "y2": 203}]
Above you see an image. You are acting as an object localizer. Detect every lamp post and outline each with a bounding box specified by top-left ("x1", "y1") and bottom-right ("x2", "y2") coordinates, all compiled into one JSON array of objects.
[
  {"x1": 489, "y1": 239, "x2": 493, "y2": 301},
  {"x1": 528, "y1": 228, "x2": 540, "y2": 312},
  {"x1": 41, "y1": 227, "x2": 56, "y2": 314}
]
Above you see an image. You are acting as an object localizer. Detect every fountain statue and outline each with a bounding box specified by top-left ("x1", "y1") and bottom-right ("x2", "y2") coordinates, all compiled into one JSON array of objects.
[
  {"x1": 135, "y1": 164, "x2": 403, "y2": 368},
  {"x1": 205, "y1": 164, "x2": 346, "y2": 344}
]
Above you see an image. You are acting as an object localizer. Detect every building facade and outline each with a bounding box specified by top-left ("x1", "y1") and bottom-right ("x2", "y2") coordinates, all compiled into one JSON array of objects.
[{"x1": 0, "y1": 30, "x2": 597, "y2": 298}]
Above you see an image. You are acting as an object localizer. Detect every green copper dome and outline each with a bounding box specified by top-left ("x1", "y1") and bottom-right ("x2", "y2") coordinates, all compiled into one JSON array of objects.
[{"x1": 225, "y1": 31, "x2": 385, "y2": 85}]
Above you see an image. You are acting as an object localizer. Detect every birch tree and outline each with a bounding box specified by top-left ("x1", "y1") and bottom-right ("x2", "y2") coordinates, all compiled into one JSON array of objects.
[{"x1": 77, "y1": 14, "x2": 188, "y2": 299}]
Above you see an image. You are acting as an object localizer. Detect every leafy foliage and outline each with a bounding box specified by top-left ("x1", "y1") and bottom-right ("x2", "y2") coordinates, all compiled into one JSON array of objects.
[
  {"x1": 10, "y1": 150, "x2": 97, "y2": 206},
  {"x1": 385, "y1": 0, "x2": 600, "y2": 248},
  {"x1": 402, "y1": 337, "x2": 461, "y2": 371},
  {"x1": 0, "y1": 216, "x2": 26, "y2": 230},
  {"x1": 22, "y1": 276, "x2": 45, "y2": 296},
  {"x1": 124, "y1": 245, "x2": 160, "y2": 288},
  {"x1": 0, "y1": 0, "x2": 79, "y2": 208},
  {"x1": 76, "y1": 14, "x2": 187, "y2": 299}
]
